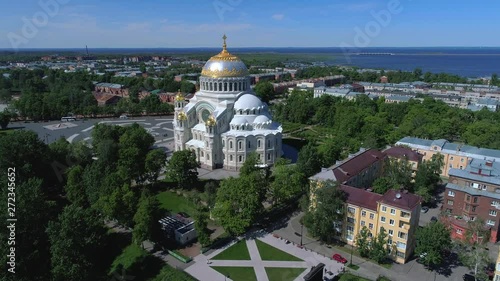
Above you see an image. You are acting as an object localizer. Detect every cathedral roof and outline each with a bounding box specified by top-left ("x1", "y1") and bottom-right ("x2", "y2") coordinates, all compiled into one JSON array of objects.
[
  {"x1": 201, "y1": 35, "x2": 249, "y2": 78},
  {"x1": 234, "y1": 94, "x2": 264, "y2": 110}
]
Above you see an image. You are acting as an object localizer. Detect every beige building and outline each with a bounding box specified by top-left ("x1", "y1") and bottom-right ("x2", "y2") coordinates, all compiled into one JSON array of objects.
[
  {"x1": 396, "y1": 137, "x2": 500, "y2": 177},
  {"x1": 495, "y1": 249, "x2": 500, "y2": 281}
]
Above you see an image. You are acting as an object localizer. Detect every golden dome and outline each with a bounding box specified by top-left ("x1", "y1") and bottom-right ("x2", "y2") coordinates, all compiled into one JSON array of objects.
[
  {"x1": 177, "y1": 111, "x2": 187, "y2": 121},
  {"x1": 201, "y1": 35, "x2": 249, "y2": 78},
  {"x1": 205, "y1": 115, "x2": 216, "y2": 127},
  {"x1": 175, "y1": 89, "x2": 184, "y2": 101}
]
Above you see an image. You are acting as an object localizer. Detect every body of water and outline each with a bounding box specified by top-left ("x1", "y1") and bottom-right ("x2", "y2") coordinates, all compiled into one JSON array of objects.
[{"x1": 9, "y1": 47, "x2": 500, "y2": 78}]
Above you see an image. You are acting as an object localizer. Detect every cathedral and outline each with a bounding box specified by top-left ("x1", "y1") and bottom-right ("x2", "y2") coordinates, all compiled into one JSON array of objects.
[{"x1": 173, "y1": 35, "x2": 283, "y2": 171}]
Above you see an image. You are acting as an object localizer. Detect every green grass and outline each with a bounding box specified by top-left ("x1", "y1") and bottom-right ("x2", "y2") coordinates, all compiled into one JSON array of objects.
[
  {"x1": 338, "y1": 273, "x2": 371, "y2": 281},
  {"x1": 347, "y1": 264, "x2": 360, "y2": 270},
  {"x1": 211, "y1": 240, "x2": 251, "y2": 260},
  {"x1": 265, "y1": 267, "x2": 307, "y2": 281},
  {"x1": 211, "y1": 266, "x2": 257, "y2": 281},
  {"x1": 255, "y1": 239, "x2": 302, "y2": 261},
  {"x1": 109, "y1": 244, "x2": 147, "y2": 273},
  {"x1": 149, "y1": 264, "x2": 197, "y2": 281},
  {"x1": 156, "y1": 191, "x2": 196, "y2": 217}
]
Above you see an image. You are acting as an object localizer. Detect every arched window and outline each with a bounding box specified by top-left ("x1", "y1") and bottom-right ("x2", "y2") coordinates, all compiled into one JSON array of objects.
[
  {"x1": 257, "y1": 139, "x2": 261, "y2": 148},
  {"x1": 267, "y1": 139, "x2": 271, "y2": 147},
  {"x1": 219, "y1": 82, "x2": 222, "y2": 91},
  {"x1": 229, "y1": 141, "x2": 233, "y2": 149},
  {"x1": 224, "y1": 82, "x2": 228, "y2": 91},
  {"x1": 238, "y1": 141, "x2": 242, "y2": 150},
  {"x1": 229, "y1": 83, "x2": 232, "y2": 91},
  {"x1": 214, "y1": 82, "x2": 218, "y2": 91},
  {"x1": 210, "y1": 83, "x2": 213, "y2": 91},
  {"x1": 239, "y1": 82, "x2": 242, "y2": 91},
  {"x1": 248, "y1": 141, "x2": 251, "y2": 148}
]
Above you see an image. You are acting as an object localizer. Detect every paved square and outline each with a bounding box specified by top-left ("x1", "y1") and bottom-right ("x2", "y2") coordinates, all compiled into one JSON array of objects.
[{"x1": 185, "y1": 232, "x2": 344, "y2": 281}]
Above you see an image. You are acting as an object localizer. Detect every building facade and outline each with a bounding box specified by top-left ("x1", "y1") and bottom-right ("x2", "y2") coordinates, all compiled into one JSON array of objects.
[
  {"x1": 173, "y1": 36, "x2": 282, "y2": 171},
  {"x1": 442, "y1": 159, "x2": 500, "y2": 243},
  {"x1": 396, "y1": 137, "x2": 500, "y2": 177},
  {"x1": 338, "y1": 185, "x2": 421, "y2": 264}
]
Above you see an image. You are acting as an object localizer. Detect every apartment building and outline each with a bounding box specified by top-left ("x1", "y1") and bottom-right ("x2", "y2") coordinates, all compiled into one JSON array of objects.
[
  {"x1": 341, "y1": 185, "x2": 421, "y2": 264},
  {"x1": 396, "y1": 137, "x2": 500, "y2": 177},
  {"x1": 442, "y1": 159, "x2": 500, "y2": 242},
  {"x1": 495, "y1": 250, "x2": 500, "y2": 281}
]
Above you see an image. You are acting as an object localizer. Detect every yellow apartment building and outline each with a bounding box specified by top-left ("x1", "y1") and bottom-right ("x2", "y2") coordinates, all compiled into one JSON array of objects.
[
  {"x1": 396, "y1": 137, "x2": 500, "y2": 177},
  {"x1": 341, "y1": 185, "x2": 422, "y2": 264}
]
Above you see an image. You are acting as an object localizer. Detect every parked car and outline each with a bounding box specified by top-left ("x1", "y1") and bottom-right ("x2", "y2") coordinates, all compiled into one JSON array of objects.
[
  {"x1": 463, "y1": 274, "x2": 475, "y2": 281},
  {"x1": 421, "y1": 206, "x2": 429, "y2": 213},
  {"x1": 332, "y1": 253, "x2": 347, "y2": 264},
  {"x1": 431, "y1": 216, "x2": 438, "y2": 222}
]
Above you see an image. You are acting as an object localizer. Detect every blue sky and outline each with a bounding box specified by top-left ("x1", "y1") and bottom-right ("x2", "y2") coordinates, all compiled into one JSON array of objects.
[{"x1": 1, "y1": 0, "x2": 499, "y2": 49}]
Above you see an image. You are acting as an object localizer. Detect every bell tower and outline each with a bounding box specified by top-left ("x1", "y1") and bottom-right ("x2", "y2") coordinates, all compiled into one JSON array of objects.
[{"x1": 174, "y1": 90, "x2": 189, "y2": 150}]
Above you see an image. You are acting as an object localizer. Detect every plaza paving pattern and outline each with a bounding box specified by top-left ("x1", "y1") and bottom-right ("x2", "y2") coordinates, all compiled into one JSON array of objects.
[{"x1": 185, "y1": 232, "x2": 344, "y2": 281}]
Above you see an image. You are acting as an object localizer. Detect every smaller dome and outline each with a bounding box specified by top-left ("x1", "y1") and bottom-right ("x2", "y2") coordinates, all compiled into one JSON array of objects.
[
  {"x1": 230, "y1": 116, "x2": 249, "y2": 126},
  {"x1": 234, "y1": 94, "x2": 263, "y2": 110},
  {"x1": 253, "y1": 115, "x2": 271, "y2": 124}
]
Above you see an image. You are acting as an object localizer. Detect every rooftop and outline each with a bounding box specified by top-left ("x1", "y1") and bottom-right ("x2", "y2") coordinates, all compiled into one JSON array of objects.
[
  {"x1": 449, "y1": 159, "x2": 500, "y2": 185},
  {"x1": 383, "y1": 146, "x2": 421, "y2": 162},
  {"x1": 379, "y1": 189, "x2": 421, "y2": 211},
  {"x1": 340, "y1": 185, "x2": 382, "y2": 211}
]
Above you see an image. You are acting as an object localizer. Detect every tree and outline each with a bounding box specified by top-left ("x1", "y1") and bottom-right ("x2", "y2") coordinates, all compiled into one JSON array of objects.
[
  {"x1": 64, "y1": 165, "x2": 88, "y2": 206},
  {"x1": 166, "y1": 150, "x2": 200, "y2": 188},
  {"x1": 133, "y1": 190, "x2": 160, "y2": 248},
  {"x1": 212, "y1": 173, "x2": 265, "y2": 236},
  {"x1": 269, "y1": 158, "x2": 307, "y2": 204},
  {"x1": 99, "y1": 182, "x2": 138, "y2": 226},
  {"x1": 414, "y1": 153, "x2": 443, "y2": 203},
  {"x1": 303, "y1": 180, "x2": 346, "y2": 243},
  {"x1": 0, "y1": 109, "x2": 11, "y2": 129},
  {"x1": 370, "y1": 227, "x2": 389, "y2": 264},
  {"x1": 355, "y1": 226, "x2": 371, "y2": 258},
  {"x1": 46, "y1": 204, "x2": 106, "y2": 281},
  {"x1": 457, "y1": 219, "x2": 492, "y2": 281},
  {"x1": 193, "y1": 205, "x2": 211, "y2": 247},
  {"x1": 372, "y1": 177, "x2": 395, "y2": 194},
  {"x1": 0, "y1": 178, "x2": 52, "y2": 281},
  {"x1": 415, "y1": 221, "x2": 451, "y2": 267},
  {"x1": 254, "y1": 81, "x2": 275, "y2": 103},
  {"x1": 144, "y1": 149, "x2": 167, "y2": 184},
  {"x1": 296, "y1": 142, "x2": 322, "y2": 178}
]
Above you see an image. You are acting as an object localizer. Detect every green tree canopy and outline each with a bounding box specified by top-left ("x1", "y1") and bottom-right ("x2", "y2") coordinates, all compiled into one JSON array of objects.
[
  {"x1": 415, "y1": 221, "x2": 452, "y2": 267},
  {"x1": 166, "y1": 150, "x2": 200, "y2": 189}
]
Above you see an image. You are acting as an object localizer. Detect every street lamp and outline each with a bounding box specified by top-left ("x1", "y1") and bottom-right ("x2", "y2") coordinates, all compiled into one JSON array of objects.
[{"x1": 300, "y1": 223, "x2": 304, "y2": 246}]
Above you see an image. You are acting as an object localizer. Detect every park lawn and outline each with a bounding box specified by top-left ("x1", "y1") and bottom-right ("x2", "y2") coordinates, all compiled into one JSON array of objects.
[
  {"x1": 255, "y1": 239, "x2": 302, "y2": 261},
  {"x1": 109, "y1": 244, "x2": 147, "y2": 273},
  {"x1": 148, "y1": 264, "x2": 197, "y2": 281},
  {"x1": 156, "y1": 191, "x2": 196, "y2": 217},
  {"x1": 338, "y1": 273, "x2": 371, "y2": 281},
  {"x1": 265, "y1": 267, "x2": 307, "y2": 281},
  {"x1": 211, "y1": 266, "x2": 257, "y2": 281},
  {"x1": 211, "y1": 240, "x2": 251, "y2": 260}
]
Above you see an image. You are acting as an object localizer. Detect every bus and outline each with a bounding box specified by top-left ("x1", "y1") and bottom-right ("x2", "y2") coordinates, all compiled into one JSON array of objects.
[{"x1": 61, "y1": 116, "x2": 76, "y2": 122}]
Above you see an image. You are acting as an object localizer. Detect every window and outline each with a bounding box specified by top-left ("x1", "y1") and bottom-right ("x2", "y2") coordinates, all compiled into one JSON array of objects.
[
  {"x1": 347, "y1": 217, "x2": 355, "y2": 224},
  {"x1": 257, "y1": 139, "x2": 261, "y2": 148},
  {"x1": 490, "y1": 210, "x2": 497, "y2": 216},
  {"x1": 267, "y1": 153, "x2": 271, "y2": 160},
  {"x1": 230, "y1": 155, "x2": 233, "y2": 161},
  {"x1": 473, "y1": 197, "x2": 478, "y2": 203},
  {"x1": 361, "y1": 221, "x2": 365, "y2": 226},
  {"x1": 466, "y1": 195, "x2": 471, "y2": 201},
  {"x1": 450, "y1": 156, "x2": 454, "y2": 160},
  {"x1": 398, "y1": 231, "x2": 407, "y2": 239},
  {"x1": 348, "y1": 207, "x2": 355, "y2": 214},
  {"x1": 460, "y1": 166, "x2": 463, "y2": 169},
  {"x1": 448, "y1": 191, "x2": 455, "y2": 197},
  {"x1": 361, "y1": 211, "x2": 366, "y2": 217},
  {"x1": 465, "y1": 204, "x2": 470, "y2": 211},
  {"x1": 382, "y1": 206, "x2": 387, "y2": 212},
  {"x1": 369, "y1": 223, "x2": 373, "y2": 230},
  {"x1": 447, "y1": 200, "x2": 454, "y2": 206},
  {"x1": 248, "y1": 141, "x2": 251, "y2": 148},
  {"x1": 390, "y1": 209, "x2": 396, "y2": 215},
  {"x1": 229, "y1": 141, "x2": 233, "y2": 149},
  {"x1": 397, "y1": 251, "x2": 405, "y2": 258},
  {"x1": 472, "y1": 206, "x2": 476, "y2": 212},
  {"x1": 487, "y1": 220, "x2": 495, "y2": 226},
  {"x1": 388, "y1": 229, "x2": 393, "y2": 236},
  {"x1": 389, "y1": 219, "x2": 395, "y2": 226},
  {"x1": 461, "y1": 158, "x2": 464, "y2": 162},
  {"x1": 456, "y1": 228, "x2": 462, "y2": 235},
  {"x1": 492, "y1": 201, "x2": 499, "y2": 206},
  {"x1": 369, "y1": 213, "x2": 374, "y2": 220},
  {"x1": 238, "y1": 155, "x2": 242, "y2": 162},
  {"x1": 381, "y1": 217, "x2": 386, "y2": 223},
  {"x1": 238, "y1": 141, "x2": 242, "y2": 150},
  {"x1": 388, "y1": 238, "x2": 392, "y2": 245},
  {"x1": 400, "y1": 211, "x2": 410, "y2": 218},
  {"x1": 396, "y1": 242, "x2": 406, "y2": 250}
]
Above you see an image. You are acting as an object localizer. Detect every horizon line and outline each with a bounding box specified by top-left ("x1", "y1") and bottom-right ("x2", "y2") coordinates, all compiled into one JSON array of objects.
[{"x1": 2, "y1": 46, "x2": 500, "y2": 50}]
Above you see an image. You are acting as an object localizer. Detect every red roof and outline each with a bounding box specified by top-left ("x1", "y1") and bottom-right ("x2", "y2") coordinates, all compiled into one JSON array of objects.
[
  {"x1": 340, "y1": 185, "x2": 382, "y2": 211},
  {"x1": 332, "y1": 149, "x2": 386, "y2": 183},
  {"x1": 378, "y1": 189, "x2": 421, "y2": 211},
  {"x1": 384, "y1": 146, "x2": 421, "y2": 162}
]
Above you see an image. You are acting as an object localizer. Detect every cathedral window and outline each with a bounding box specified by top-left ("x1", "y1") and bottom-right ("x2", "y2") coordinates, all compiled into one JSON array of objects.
[
  {"x1": 267, "y1": 153, "x2": 271, "y2": 160},
  {"x1": 257, "y1": 139, "x2": 261, "y2": 148},
  {"x1": 230, "y1": 155, "x2": 233, "y2": 161},
  {"x1": 229, "y1": 83, "x2": 232, "y2": 91},
  {"x1": 248, "y1": 141, "x2": 251, "y2": 148},
  {"x1": 229, "y1": 141, "x2": 233, "y2": 149},
  {"x1": 207, "y1": 154, "x2": 210, "y2": 160},
  {"x1": 238, "y1": 141, "x2": 242, "y2": 150},
  {"x1": 224, "y1": 82, "x2": 228, "y2": 91},
  {"x1": 267, "y1": 139, "x2": 271, "y2": 147},
  {"x1": 210, "y1": 83, "x2": 213, "y2": 91},
  {"x1": 239, "y1": 155, "x2": 243, "y2": 162},
  {"x1": 214, "y1": 82, "x2": 218, "y2": 91},
  {"x1": 219, "y1": 82, "x2": 222, "y2": 91}
]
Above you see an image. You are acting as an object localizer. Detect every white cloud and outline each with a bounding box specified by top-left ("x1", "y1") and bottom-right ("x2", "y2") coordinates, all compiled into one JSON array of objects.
[{"x1": 271, "y1": 14, "x2": 285, "y2": 20}]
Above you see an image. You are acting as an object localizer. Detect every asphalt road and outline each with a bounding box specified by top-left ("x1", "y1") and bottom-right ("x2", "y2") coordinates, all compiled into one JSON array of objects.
[{"x1": 9, "y1": 116, "x2": 175, "y2": 146}]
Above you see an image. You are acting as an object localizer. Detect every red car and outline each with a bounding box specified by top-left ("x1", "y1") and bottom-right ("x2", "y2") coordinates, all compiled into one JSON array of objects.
[{"x1": 332, "y1": 253, "x2": 347, "y2": 263}]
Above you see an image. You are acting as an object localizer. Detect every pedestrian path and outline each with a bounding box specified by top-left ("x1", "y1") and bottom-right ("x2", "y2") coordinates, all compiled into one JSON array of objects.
[{"x1": 185, "y1": 232, "x2": 344, "y2": 281}]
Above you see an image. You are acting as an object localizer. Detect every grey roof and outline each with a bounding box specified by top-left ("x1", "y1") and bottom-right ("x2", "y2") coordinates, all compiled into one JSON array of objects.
[
  {"x1": 386, "y1": 95, "x2": 412, "y2": 102},
  {"x1": 448, "y1": 159, "x2": 500, "y2": 185},
  {"x1": 446, "y1": 183, "x2": 500, "y2": 199},
  {"x1": 397, "y1": 137, "x2": 500, "y2": 160},
  {"x1": 476, "y1": 98, "x2": 499, "y2": 106},
  {"x1": 95, "y1": 82, "x2": 123, "y2": 88}
]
